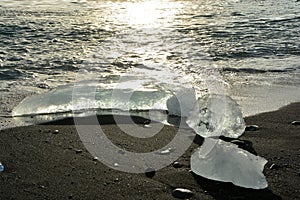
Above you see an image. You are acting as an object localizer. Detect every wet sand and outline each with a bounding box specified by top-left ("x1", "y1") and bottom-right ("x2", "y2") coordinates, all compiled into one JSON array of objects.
[{"x1": 0, "y1": 103, "x2": 299, "y2": 200}]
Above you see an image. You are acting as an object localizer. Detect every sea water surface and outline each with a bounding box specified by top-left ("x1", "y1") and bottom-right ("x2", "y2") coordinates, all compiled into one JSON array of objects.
[{"x1": 0, "y1": 0, "x2": 300, "y2": 121}]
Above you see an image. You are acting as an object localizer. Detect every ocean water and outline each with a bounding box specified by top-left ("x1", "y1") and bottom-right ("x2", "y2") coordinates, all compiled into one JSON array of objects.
[{"x1": 0, "y1": 0, "x2": 300, "y2": 118}]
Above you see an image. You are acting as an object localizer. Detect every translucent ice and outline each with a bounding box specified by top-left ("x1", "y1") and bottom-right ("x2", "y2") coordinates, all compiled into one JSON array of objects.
[
  {"x1": 186, "y1": 94, "x2": 245, "y2": 138},
  {"x1": 191, "y1": 138, "x2": 268, "y2": 189},
  {"x1": 12, "y1": 81, "x2": 198, "y2": 120},
  {"x1": 12, "y1": 83, "x2": 245, "y2": 140},
  {"x1": 166, "y1": 88, "x2": 197, "y2": 117},
  {"x1": 12, "y1": 83, "x2": 173, "y2": 116},
  {"x1": 12, "y1": 85, "x2": 74, "y2": 116}
]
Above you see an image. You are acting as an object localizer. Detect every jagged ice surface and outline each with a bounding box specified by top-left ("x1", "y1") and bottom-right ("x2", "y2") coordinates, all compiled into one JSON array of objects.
[{"x1": 186, "y1": 94, "x2": 245, "y2": 138}]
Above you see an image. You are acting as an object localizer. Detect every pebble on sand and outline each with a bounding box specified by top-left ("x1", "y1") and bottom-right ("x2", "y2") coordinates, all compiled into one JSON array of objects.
[
  {"x1": 291, "y1": 121, "x2": 300, "y2": 125},
  {"x1": 143, "y1": 124, "x2": 151, "y2": 128},
  {"x1": 245, "y1": 125, "x2": 259, "y2": 131},
  {"x1": 270, "y1": 163, "x2": 280, "y2": 170},
  {"x1": 36, "y1": 83, "x2": 50, "y2": 89},
  {"x1": 158, "y1": 148, "x2": 175, "y2": 155},
  {"x1": 0, "y1": 162, "x2": 4, "y2": 172},
  {"x1": 114, "y1": 178, "x2": 119, "y2": 182},
  {"x1": 92, "y1": 156, "x2": 99, "y2": 161},
  {"x1": 145, "y1": 167, "x2": 156, "y2": 178},
  {"x1": 75, "y1": 149, "x2": 83, "y2": 154},
  {"x1": 173, "y1": 162, "x2": 183, "y2": 168},
  {"x1": 52, "y1": 130, "x2": 59, "y2": 134},
  {"x1": 172, "y1": 188, "x2": 194, "y2": 199},
  {"x1": 230, "y1": 140, "x2": 246, "y2": 146}
]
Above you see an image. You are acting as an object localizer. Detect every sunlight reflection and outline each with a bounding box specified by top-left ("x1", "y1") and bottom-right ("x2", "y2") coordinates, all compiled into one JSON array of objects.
[{"x1": 117, "y1": 0, "x2": 182, "y2": 28}]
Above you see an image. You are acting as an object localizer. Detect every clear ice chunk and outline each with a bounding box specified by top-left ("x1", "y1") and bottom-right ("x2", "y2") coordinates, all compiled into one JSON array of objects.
[
  {"x1": 12, "y1": 83, "x2": 173, "y2": 116},
  {"x1": 166, "y1": 88, "x2": 197, "y2": 117},
  {"x1": 186, "y1": 94, "x2": 245, "y2": 138},
  {"x1": 12, "y1": 81, "x2": 198, "y2": 120},
  {"x1": 12, "y1": 85, "x2": 74, "y2": 116},
  {"x1": 191, "y1": 138, "x2": 268, "y2": 189}
]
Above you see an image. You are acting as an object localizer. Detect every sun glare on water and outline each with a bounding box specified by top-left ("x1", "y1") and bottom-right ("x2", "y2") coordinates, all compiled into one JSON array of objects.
[{"x1": 117, "y1": 0, "x2": 182, "y2": 28}]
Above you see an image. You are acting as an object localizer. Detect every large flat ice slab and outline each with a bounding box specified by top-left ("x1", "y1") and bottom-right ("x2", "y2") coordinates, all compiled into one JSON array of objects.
[
  {"x1": 12, "y1": 83, "x2": 173, "y2": 116},
  {"x1": 191, "y1": 138, "x2": 268, "y2": 189},
  {"x1": 186, "y1": 94, "x2": 245, "y2": 138}
]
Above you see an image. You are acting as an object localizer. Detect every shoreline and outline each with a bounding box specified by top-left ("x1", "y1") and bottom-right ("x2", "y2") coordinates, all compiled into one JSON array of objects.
[
  {"x1": 230, "y1": 84, "x2": 300, "y2": 117},
  {"x1": 0, "y1": 102, "x2": 299, "y2": 199},
  {"x1": 1, "y1": 82, "x2": 300, "y2": 120}
]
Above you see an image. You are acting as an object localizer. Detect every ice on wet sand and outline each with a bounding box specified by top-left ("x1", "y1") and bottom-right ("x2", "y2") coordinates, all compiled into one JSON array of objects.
[
  {"x1": 187, "y1": 94, "x2": 268, "y2": 189},
  {"x1": 11, "y1": 86, "x2": 268, "y2": 189},
  {"x1": 166, "y1": 88, "x2": 196, "y2": 117},
  {"x1": 191, "y1": 138, "x2": 268, "y2": 189},
  {"x1": 186, "y1": 94, "x2": 245, "y2": 138}
]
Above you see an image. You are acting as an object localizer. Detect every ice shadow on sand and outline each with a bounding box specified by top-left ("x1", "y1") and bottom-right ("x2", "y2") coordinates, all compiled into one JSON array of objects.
[
  {"x1": 192, "y1": 172, "x2": 281, "y2": 200},
  {"x1": 39, "y1": 115, "x2": 153, "y2": 125},
  {"x1": 191, "y1": 134, "x2": 281, "y2": 200}
]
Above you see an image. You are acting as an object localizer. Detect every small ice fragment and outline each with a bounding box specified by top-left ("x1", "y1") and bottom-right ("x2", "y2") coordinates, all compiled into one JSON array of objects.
[
  {"x1": 191, "y1": 138, "x2": 268, "y2": 189},
  {"x1": 113, "y1": 163, "x2": 119, "y2": 167},
  {"x1": 187, "y1": 94, "x2": 245, "y2": 138},
  {"x1": 0, "y1": 162, "x2": 4, "y2": 172}
]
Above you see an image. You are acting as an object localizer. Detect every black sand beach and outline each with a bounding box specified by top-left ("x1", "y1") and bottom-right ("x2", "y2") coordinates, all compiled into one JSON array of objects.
[{"x1": 0, "y1": 103, "x2": 299, "y2": 200}]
